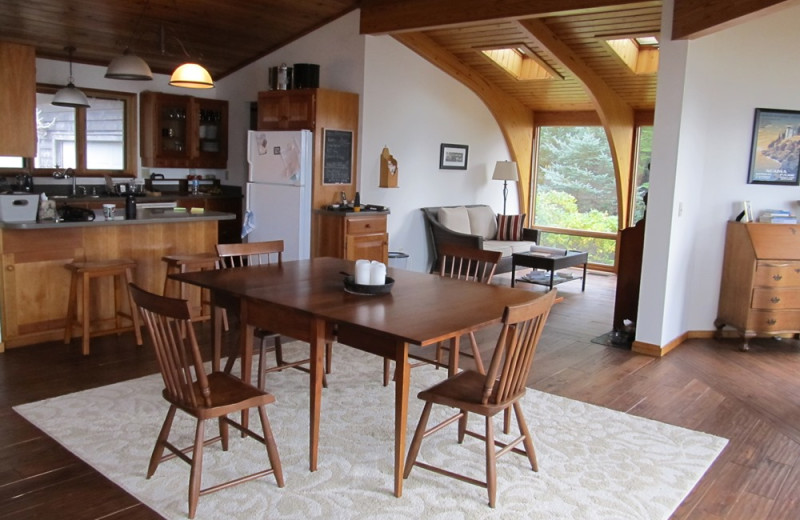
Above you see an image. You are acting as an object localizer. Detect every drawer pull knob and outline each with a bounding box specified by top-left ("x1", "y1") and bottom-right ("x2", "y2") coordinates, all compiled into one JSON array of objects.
[
  {"x1": 773, "y1": 274, "x2": 783, "y2": 281},
  {"x1": 767, "y1": 318, "x2": 777, "y2": 325},
  {"x1": 771, "y1": 297, "x2": 782, "y2": 304}
]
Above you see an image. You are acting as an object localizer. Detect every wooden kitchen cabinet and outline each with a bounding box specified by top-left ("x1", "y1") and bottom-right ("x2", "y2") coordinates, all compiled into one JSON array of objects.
[
  {"x1": 0, "y1": 43, "x2": 36, "y2": 157},
  {"x1": 257, "y1": 89, "x2": 359, "y2": 212},
  {"x1": 314, "y1": 211, "x2": 388, "y2": 264},
  {"x1": 257, "y1": 90, "x2": 316, "y2": 130},
  {"x1": 715, "y1": 222, "x2": 800, "y2": 351},
  {"x1": 0, "y1": 219, "x2": 220, "y2": 349},
  {"x1": 140, "y1": 92, "x2": 228, "y2": 169}
]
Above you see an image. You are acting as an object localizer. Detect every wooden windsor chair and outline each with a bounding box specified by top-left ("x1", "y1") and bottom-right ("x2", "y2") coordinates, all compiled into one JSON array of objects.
[
  {"x1": 382, "y1": 243, "x2": 502, "y2": 385},
  {"x1": 129, "y1": 283, "x2": 284, "y2": 519},
  {"x1": 216, "y1": 241, "x2": 330, "y2": 390},
  {"x1": 404, "y1": 289, "x2": 557, "y2": 508}
]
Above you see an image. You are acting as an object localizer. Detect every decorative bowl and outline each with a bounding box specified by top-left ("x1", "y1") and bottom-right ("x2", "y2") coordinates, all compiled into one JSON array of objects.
[{"x1": 343, "y1": 275, "x2": 394, "y2": 295}]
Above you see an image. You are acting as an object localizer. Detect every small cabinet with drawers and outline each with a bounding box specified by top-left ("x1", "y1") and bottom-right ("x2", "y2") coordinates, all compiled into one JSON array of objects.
[
  {"x1": 313, "y1": 211, "x2": 388, "y2": 264},
  {"x1": 715, "y1": 222, "x2": 800, "y2": 350}
]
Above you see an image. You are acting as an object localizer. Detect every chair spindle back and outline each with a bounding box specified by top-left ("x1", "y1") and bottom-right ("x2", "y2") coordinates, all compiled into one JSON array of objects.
[
  {"x1": 438, "y1": 243, "x2": 502, "y2": 284},
  {"x1": 482, "y1": 290, "x2": 557, "y2": 405},
  {"x1": 129, "y1": 283, "x2": 211, "y2": 409},
  {"x1": 216, "y1": 240, "x2": 284, "y2": 269}
]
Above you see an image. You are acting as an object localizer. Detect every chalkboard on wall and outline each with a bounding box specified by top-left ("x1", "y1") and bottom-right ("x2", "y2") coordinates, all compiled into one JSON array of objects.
[{"x1": 322, "y1": 129, "x2": 353, "y2": 185}]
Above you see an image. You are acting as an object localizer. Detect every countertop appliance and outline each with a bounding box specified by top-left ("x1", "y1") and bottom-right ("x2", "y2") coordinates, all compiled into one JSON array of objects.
[{"x1": 246, "y1": 129, "x2": 312, "y2": 261}]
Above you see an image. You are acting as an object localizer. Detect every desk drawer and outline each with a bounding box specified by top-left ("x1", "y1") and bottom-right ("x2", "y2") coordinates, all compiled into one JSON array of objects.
[
  {"x1": 751, "y1": 287, "x2": 800, "y2": 309},
  {"x1": 754, "y1": 261, "x2": 800, "y2": 287},
  {"x1": 346, "y1": 216, "x2": 386, "y2": 235},
  {"x1": 746, "y1": 309, "x2": 800, "y2": 333}
]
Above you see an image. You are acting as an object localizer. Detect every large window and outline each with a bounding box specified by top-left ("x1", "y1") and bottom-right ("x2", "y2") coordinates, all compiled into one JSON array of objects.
[
  {"x1": 533, "y1": 126, "x2": 618, "y2": 265},
  {"x1": 32, "y1": 85, "x2": 136, "y2": 177},
  {"x1": 631, "y1": 126, "x2": 653, "y2": 223}
]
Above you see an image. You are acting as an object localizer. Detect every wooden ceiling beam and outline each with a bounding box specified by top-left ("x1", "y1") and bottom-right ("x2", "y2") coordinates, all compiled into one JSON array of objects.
[
  {"x1": 518, "y1": 18, "x2": 634, "y2": 228},
  {"x1": 361, "y1": 0, "x2": 661, "y2": 35},
  {"x1": 393, "y1": 31, "x2": 536, "y2": 219},
  {"x1": 672, "y1": 0, "x2": 800, "y2": 39}
]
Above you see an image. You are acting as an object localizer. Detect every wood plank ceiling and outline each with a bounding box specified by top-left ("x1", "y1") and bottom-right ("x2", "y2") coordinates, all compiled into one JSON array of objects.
[
  {"x1": 0, "y1": 0, "x2": 662, "y2": 114},
  {"x1": 0, "y1": 0, "x2": 359, "y2": 80},
  {"x1": 379, "y1": 4, "x2": 662, "y2": 113}
]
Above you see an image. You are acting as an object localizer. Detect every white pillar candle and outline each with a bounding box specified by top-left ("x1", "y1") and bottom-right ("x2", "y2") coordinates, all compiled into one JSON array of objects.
[
  {"x1": 370, "y1": 261, "x2": 386, "y2": 285},
  {"x1": 355, "y1": 259, "x2": 371, "y2": 285}
]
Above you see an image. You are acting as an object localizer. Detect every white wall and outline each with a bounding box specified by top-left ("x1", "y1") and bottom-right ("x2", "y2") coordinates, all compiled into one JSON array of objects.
[
  {"x1": 216, "y1": 10, "x2": 366, "y2": 188},
  {"x1": 639, "y1": 1, "x2": 800, "y2": 346},
  {"x1": 220, "y1": 10, "x2": 512, "y2": 272},
  {"x1": 359, "y1": 35, "x2": 511, "y2": 271}
]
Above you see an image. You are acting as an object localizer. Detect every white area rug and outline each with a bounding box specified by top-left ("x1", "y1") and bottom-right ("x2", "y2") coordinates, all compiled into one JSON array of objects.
[{"x1": 14, "y1": 343, "x2": 727, "y2": 519}]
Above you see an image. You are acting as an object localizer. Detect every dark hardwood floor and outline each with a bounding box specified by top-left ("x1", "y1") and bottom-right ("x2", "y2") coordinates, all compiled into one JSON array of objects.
[{"x1": 2, "y1": 268, "x2": 800, "y2": 519}]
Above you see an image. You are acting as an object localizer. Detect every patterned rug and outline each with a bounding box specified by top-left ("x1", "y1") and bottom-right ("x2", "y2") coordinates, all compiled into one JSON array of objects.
[{"x1": 14, "y1": 343, "x2": 727, "y2": 519}]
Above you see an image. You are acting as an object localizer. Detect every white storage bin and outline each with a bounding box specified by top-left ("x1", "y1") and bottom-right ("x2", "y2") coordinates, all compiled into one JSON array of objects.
[{"x1": 0, "y1": 194, "x2": 40, "y2": 222}]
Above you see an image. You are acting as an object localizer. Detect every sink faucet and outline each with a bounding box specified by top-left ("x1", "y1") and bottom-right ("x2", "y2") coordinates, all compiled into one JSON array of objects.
[{"x1": 52, "y1": 167, "x2": 77, "y2": 196}]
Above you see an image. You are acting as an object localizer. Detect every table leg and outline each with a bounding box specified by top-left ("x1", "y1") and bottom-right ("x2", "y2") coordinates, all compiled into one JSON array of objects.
[
  {"x1": 448, "y1": 336, "x2": 460, "y2": 377},
  {"x1": 309, "y1": 317, "x2": 326, "y2": 472},
  {"x1": 394, "y1": 340, "x2": 410, "y2": 497},
  {"x1": 211, "y1": 298, "x2": 222, "y2": 372},
  {"x1": 240, "y1": 302, "x2": 254, "y2": 430},
  {"x1": 511, "y1": 259, "x2": 517, "y2": 287},
  {"x1": 549, "y1": 270, "x2": 555, "y2": 291},
  {"x1": 582, "y1": 262, "x2": 587, "y2": 291}
]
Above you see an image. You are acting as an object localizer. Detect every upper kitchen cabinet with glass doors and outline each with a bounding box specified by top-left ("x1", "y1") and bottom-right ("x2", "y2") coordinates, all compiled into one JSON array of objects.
[{"x1": 140, "y1": 91, "x2": 227, "y2": 169}]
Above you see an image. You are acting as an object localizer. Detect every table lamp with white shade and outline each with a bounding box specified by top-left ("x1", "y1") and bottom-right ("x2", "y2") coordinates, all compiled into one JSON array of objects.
[{"x1": 492, "y1": 161, "x2": 519, "y2": 215}]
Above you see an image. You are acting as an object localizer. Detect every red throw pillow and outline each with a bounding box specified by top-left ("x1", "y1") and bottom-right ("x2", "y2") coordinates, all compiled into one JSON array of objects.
[{"x1": 496, "y1": 214, "x2": 525, "y2": 241}]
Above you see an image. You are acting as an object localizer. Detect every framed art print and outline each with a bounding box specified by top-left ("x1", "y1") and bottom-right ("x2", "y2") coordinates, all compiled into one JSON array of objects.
[{"x1": 747, "y1": 108, "x2": 800, "y2": 185}]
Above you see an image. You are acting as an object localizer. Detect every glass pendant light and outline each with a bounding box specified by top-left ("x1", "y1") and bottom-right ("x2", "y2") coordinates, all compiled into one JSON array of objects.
[
  {"x1": 105, "y1": 49, "x2": 153, "y2": 80},
  {"x1": 53, "y1": 46, "x2": 90, "y2": 108}
]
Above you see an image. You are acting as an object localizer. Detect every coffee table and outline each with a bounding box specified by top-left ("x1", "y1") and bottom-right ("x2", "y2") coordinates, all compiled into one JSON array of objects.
[{"x1": 511, "y1": 249, "x2": 588, "y2": 290}]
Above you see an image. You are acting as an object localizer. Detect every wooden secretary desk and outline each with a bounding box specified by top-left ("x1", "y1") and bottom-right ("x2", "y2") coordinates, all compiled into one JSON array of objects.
[{"x1": 715, "y1": 222, "x2": 800, "y2": 351}]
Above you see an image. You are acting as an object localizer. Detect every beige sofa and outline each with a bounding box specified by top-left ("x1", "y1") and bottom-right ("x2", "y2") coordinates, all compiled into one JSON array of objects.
[{"x1": 421, "y1": 205, "x2": 539, "y2": 274}]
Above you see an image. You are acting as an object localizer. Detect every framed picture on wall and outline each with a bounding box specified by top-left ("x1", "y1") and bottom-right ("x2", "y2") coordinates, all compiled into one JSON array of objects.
[
  {"x1": 747, "y1": 108, "x2": 800, "y2": 185},
  {"x1": 439, "y1": 143, "x2": 469, "y2": 170}
]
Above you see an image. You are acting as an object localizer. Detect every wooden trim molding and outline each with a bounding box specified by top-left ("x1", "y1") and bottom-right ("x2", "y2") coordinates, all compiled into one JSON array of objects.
[
  {"x1": 632, "y1": 331, "x2": 686, "y2": 357},
  {"x1": 393, "y1": 32, "x2": 535, "y2": 217},
  {"x1": 518, "y1": 18, "x2": 634, "y2": 229}
]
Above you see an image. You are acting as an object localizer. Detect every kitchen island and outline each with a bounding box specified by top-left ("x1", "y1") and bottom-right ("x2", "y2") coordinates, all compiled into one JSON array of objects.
[{"x1": 0, "y1": 209, "x2": 234, "y2": 350}]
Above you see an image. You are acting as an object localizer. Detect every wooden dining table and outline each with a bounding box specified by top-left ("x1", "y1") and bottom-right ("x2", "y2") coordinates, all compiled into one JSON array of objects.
[{"x1": 171, "y1": 256, "x2": 542, "y2": 497}]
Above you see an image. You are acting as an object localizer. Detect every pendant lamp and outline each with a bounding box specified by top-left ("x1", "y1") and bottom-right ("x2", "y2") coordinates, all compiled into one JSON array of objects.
[
  {"x1": 105, "y1": 49, "x2": 153, "y2": 80},
  {"x1": 169, "y1": 62, "x2": 214, "y2": 89},
  {"x1": 52, "y1": 47, "x2": 90, "y2": 108}
]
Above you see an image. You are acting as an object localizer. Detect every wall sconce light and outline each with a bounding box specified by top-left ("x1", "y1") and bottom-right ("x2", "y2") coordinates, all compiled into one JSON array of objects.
[
  {"x1": 492, "y1": 160, "x2": 519, "y2": 215},
  {"x1": 52, "y1": 46, "x2": 90, "y2": 108}
]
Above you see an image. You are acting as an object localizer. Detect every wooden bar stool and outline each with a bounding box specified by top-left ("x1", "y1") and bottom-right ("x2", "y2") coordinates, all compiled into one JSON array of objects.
[
  {"x1": 63, "y1": 259, "x2": 143, "y2": 356},
  {"x1": 161, "y1": 253, "x2": 220, "y2": 323}
]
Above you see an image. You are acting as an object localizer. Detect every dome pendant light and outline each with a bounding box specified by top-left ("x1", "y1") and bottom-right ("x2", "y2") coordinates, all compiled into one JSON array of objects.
[
  {"x1": 105, "y1": 49, "x2": 153, "y2": 81},
  {"x1": 169, "y1": 62, "x2": 214, "y2": 88},
  {"x1": 52, "y1": 46, "x2": 90, "y2": 108}
]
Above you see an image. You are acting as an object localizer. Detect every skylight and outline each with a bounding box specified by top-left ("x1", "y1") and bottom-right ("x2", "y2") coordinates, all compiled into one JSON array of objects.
[
  {"x1": 480, "y1": 45, "x2": 562, "y2": 81},
  {"x1": 603, "y1": 35, "x2": 659, "y2": 75}
]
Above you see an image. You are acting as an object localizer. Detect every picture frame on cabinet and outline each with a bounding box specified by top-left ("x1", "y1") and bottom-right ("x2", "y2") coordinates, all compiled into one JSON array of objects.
[
  {"x1": 747, "y1": 108, "x2": 800, "y2": 185},
  {"x1": 439, "y1": 143, "x2": 469, "y2": 170}
]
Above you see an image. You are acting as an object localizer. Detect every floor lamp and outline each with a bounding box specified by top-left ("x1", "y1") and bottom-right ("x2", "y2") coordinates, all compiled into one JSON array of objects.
[{"x1": 492, "y1": 161, "x2": 519, "y2": 215}]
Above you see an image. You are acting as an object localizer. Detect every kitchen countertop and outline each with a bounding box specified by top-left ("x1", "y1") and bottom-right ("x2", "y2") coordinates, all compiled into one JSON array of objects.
[
  {"x1": 314, "y1": 207, "x2": 390, "y2": 216},
  {"x1": 0, "y1": 208, "x2": 235, "y2": 230}
]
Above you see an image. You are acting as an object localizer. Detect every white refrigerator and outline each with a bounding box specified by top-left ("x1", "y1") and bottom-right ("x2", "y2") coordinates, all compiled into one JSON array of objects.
[{"x1": 246, "y1": 130, "x2": 313, "y2": 261}]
